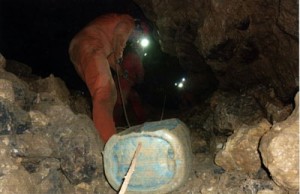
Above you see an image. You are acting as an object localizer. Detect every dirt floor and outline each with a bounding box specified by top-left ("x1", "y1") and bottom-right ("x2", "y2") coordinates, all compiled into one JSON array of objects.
[{"x1": 105, "y1": 105, "x2": 287, "y2": 194}]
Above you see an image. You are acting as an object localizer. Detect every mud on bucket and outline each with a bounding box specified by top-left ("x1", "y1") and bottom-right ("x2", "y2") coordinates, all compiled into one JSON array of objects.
[{"x1": 103, "y1": 118, "x2": 192, "y2": 194}]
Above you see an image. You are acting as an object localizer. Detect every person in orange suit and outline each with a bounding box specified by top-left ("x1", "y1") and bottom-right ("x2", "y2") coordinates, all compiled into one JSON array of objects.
[
  {"x1": 69, "y1": 13, "x2": 137, "y2": 143},
  {"x1": 113, "y1": 45, "x2": 146, "y2": 126}
]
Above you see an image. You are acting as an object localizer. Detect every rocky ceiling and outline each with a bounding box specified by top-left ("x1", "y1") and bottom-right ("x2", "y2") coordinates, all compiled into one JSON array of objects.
[
  {"x1": 133, "y1": 0, "x2": 299, "y2": 102},
  {"x1": 0, "y1": 1, "x2": 299, "y2": 193},
  {"x1": 0, "y1": 0, "x2": 298, "y2": 107}
]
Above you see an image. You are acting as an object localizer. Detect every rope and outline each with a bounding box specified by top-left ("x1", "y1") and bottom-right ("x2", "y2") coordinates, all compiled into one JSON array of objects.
[
  {"x1": 116, "y1": 64, "x2": 131, "y2": 127},
  {"x1": 160, "y1": 94, "x2": 167, "y2": 120}
]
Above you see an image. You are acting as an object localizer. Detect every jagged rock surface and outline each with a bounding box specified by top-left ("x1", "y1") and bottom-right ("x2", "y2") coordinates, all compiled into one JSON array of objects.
[
  {"x1": 215, "y1": 119, "x2": 271, "y2": 174},
  {"x1": 0, "y1": 54, "x2": 109, "y2": 193},
  {"x1": 133, "y1": 0, "x2": 298, "y2": 102},
  {"x1": 1, "y1": 26, "x2": 298, "y2": 192},
  {"x1": 259, "y1": 92, "x2": 299, "y2": 192},
  {"x1": 209, "y1": 90, "x2": 264, "y2": 135},
  {"x1": 0, "y1": 52, "x2": 6, "y2": 70}
]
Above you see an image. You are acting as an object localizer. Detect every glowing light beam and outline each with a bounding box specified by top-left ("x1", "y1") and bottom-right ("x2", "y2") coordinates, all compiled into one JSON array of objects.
[{"x1": 140, "y1": 38, "x2": 149, "y2": 48}]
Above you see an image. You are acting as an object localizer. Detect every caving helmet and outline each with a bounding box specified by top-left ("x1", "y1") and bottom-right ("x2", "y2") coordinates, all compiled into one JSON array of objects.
[{"x1": 128, "y1": 19, "x2": 150, "y2": 49}]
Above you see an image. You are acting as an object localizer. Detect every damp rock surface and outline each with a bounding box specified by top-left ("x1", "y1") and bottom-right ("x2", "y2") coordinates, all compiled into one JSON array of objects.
[
  {"x1": 210, "y1": 90, "x2": 265, "y2": 135},
  {"x1": 215, "y1": 119, "x2": 271, "y2": 174},
  {"x1": 134, "y1": 0, "x2": 298, "y2": 101},
  {"x1": 0, "y1": 57, "x2": 107, "y2": 193},
  {"x1": 0, "y1": 0, "x2": 299, "y2": 192},
  {"x1": 0, "y1": 14, "x2": 298, "y2": 190},
  {"x1": 259, "y1": 92, "x2": 299, "y2": 191}
]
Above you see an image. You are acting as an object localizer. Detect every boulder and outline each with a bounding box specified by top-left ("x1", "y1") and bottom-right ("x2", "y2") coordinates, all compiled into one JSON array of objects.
[
  {"x1": 210, "y1": 90, "x2": 264, "y2": 135},
  {"x1": 5, "y1": 60, "x2": 33, "y2": 78},
  {"x1": 0, "y1": 79, "x2": 15, "y2": 102},
  {"x1": 215, "y1": 119, "x2": 271, "y2": 173},
  {"x1": 246, "y1": 85, "x2": 293, "y2": 123},
  {"x1": 0, "y1": 136, "x2": 36, "y2": 194},
  {"x1": 31, "y1": 158, "x2": 75, "y2": 194},
  {"x1": 30, "y1": 74, "x2": 71, "y2": 105},
  {"x1": 0, "y1": 53, "x2": 108, "y2": 193},
  {"x1": 134, "y1": 0, "x2": 298, "y2": 101},
  {"x1": 0, "y1": 98, "x2": 31, "y2": 135},
  {"x1": 0, "y1": 70, "x2": 35, "y2": 110},
  {"x1": 53, "y1": 114, "x2": 104, "y2": 184},
  {"x1": 0, "y1": 52, "x2": 6, "y2": 70},
  {"x1": 259, "y1": 92, "x2": 299, "y2": 191}
]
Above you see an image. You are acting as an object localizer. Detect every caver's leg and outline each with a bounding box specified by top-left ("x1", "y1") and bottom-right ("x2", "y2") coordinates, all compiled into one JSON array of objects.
[{"x1": 83, "y1": 53, "x2": 117, "y2": 143}]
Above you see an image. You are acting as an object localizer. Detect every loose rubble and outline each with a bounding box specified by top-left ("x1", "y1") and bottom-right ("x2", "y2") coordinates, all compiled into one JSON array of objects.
[{"x1": 0, "y1": 53, "x2": 298, "y2": 193}]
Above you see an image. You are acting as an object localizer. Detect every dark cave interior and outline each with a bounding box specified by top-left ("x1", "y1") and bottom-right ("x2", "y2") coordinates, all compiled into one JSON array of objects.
[
  {"x1": 0, "y1": 0, "x2": 189, "y2": 111},
  {"x1": 0, "y1": 1, "x2": 299, "y2": 193}
]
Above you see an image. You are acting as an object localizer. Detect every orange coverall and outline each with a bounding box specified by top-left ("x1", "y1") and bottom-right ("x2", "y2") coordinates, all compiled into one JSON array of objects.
[
  {"x1": 69, "y1": 13, "x2": 135, "y2": 142},
  {"x1": 114, "y1": 50, "x2": 145, "y2": 125}
]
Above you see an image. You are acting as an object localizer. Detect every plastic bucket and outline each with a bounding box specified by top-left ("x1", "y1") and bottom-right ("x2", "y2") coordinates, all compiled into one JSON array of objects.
[{"x1": 103, "y1": 118, "x2": 192, "y2": 193}]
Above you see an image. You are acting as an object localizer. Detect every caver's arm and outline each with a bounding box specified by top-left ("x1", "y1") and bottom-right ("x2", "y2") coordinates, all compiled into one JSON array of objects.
[{"x1": 110, "y1": 18, "x2": 134, "y2": 72}]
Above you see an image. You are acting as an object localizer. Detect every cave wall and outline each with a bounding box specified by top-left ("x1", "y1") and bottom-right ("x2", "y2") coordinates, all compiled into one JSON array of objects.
[{"x1": 133, "y1": 0, "x2": 299, "y2": 102}]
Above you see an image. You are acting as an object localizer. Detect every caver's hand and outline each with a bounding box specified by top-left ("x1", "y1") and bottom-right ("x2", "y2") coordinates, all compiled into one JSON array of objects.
[
  {"x1": 114, "y1": 45, "x2": 123, "y2": 64},
  {"x1": 121, "y1": 69, "x2": 129, "y2": 79},
  {"x1": 108, "y1": 53, "x2": 123, "y2": 72}
]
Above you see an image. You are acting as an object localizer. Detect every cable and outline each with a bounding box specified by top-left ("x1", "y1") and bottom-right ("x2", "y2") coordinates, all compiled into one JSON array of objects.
[
  {"x1": 160, "y1": 93, "x2": 167, "y2": 120},
  {"x1": 116, "y1": 64, "x2": 131, "y2": 127}
]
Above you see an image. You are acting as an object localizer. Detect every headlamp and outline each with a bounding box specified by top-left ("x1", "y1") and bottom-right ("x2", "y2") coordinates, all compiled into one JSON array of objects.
[
  {"x1": 140, "y1": 38, "x2": 149, "y2": 48},
  {"x1": 137, "y1": 37, "x2": 150, "y2": 48},
  {"x1": 174, "y1": 77, "x2": 186, "y2": 89}
]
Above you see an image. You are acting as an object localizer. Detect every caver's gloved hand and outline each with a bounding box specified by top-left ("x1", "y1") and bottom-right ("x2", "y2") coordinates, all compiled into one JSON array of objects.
[{"x1": 69, "y1": 13, "x2": 135, "y2": 143}]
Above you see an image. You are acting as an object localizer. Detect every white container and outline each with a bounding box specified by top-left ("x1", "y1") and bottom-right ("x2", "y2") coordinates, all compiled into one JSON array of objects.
[{"x1": 103, "y1": 118, "x2": 192, "y2": 193}]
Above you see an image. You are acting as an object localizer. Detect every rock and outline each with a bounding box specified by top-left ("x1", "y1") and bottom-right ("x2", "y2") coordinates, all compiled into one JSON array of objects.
[
  {"x1": 69, "y1": 90, "x2": 92, "y2": 118},
  {"x1": 39, "y1": 104, "x2": 76, "y2": 124},
  {"x1": 259, "y1": 92, "x2": 299, "y2": 191},
  {"x1": 246, "y1": 85, "x2": 293, "y2": 123},
  {"x1": 9, "y1": 106, "x2": 104, "y2": 189},
  {"x1": 198, "y1": 170, "x2": 284, "y2": 194},
  {"x1": 5, "y1": 60, "x2": 32, "y2": 78},
  {"x1": 215, "y1": 119, "x2": 271, "y2": 174},
  {"x1": 0, "y1": 52, "x2": 6, "y2": 70},
  {"x1": 257, "y1": 189, "x2": 285, "y2": 194},
  {"x1": 74, "y1": 178, "x2": 116, "y2": 194},
  {"x1": 209, "y1": 135, "x2": 228, "y2": 155},
  {"x1": 32, "y1": 158, "x2": 75, "y2": 194},
  {"x1": 181, "y1": 103, "x2": 212, "y2": 129},
  {"x1": 134, "y1": 0, "x2": 298, "y2": 102},
  {"x1": 30, "y1": 74, "x2": 71, "y2": 105},
  {"x1": 190, "y1": 130, "x2": 210, "y2": 154},
  {"x1": 0, "y1": 71, "x2": 35, "y2": 110},
  {"x1": 53, "y1": 114, "x2": 104, "y2": 184},
  {"x1": 211, "y1": 90, "x2": 264, "y2": 135},
  {"x1": 0, "y1": 169, "x2": 36, "y2": 194},
  {"x1": 0, "y1": 64, "x2": 106, "y2": 191},
  {"x1": 4, "y1": 60, "x2": 40, "y2": 84},
  {"x1": 13, "y1": 133, "x2": 53, "y2": 158},
  {"x1": 0, "y1": 79, "x2": 15, "y2": 102},
  {"x1": 197, "y1": 0, "x2": 298, "y2": 101},
  {"x1": 28, "y1": 110, "x2": 50, "y2": 129},
  {"x1": 29, "y1": 91, "x2": 103, "y2": 185},
  {"x1": 277, "y1": 0, "x2": 298, "y2": 39},
  {"x1": 0, "y1": 98, "x2": 31, "y2": 135},
  {"x1": 0, "y1": 136, "x2": 20, "y2": 175},
  {"x1": 265, "y1": 102, "x2": 293, "y2": 124},
  {"x1": 0, "y1": 136, "x2": 37, "y2": 194}
]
